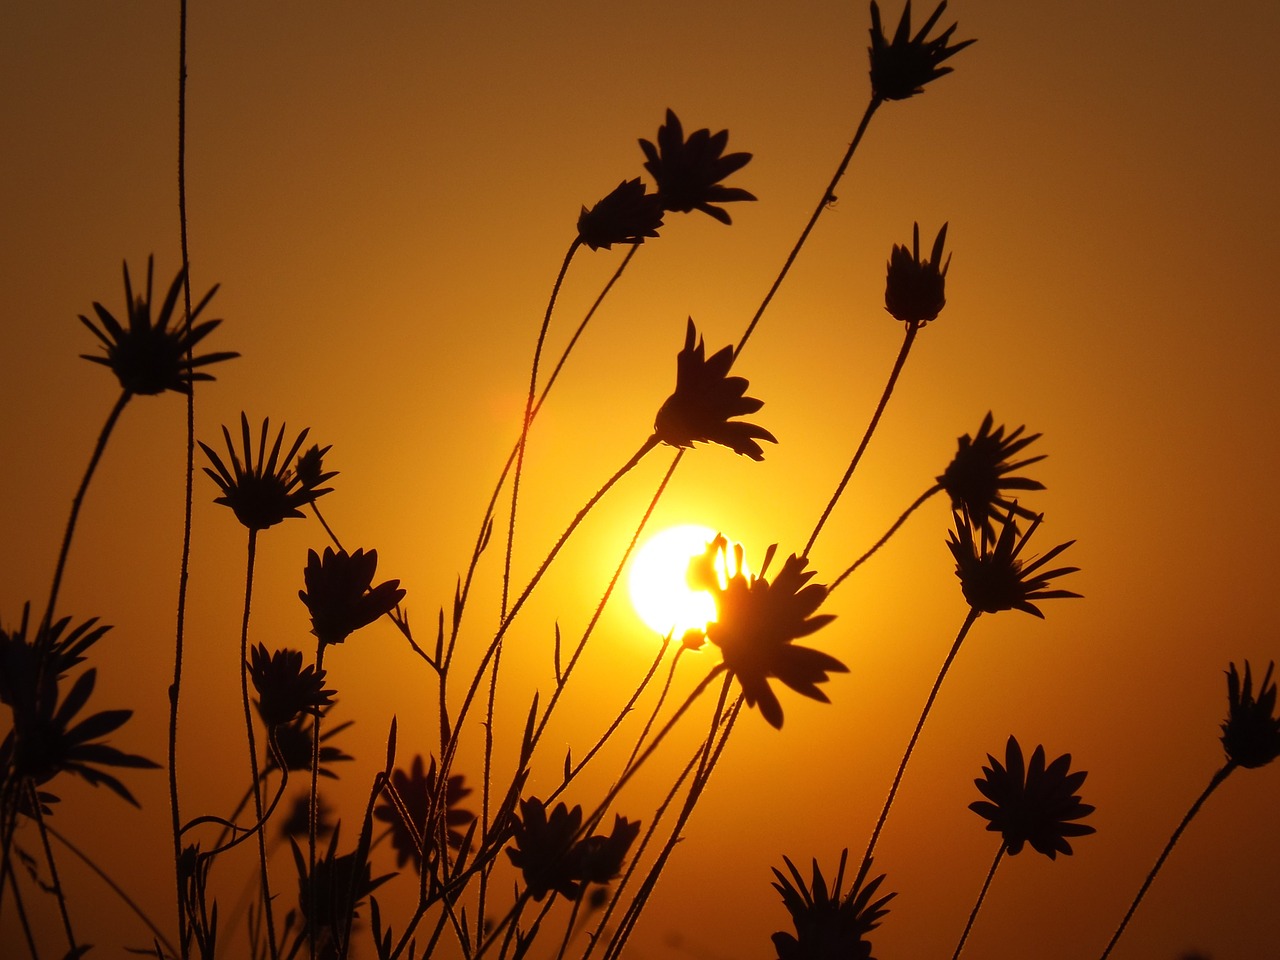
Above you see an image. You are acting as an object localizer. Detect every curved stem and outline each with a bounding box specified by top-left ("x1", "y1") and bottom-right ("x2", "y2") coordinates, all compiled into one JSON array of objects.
[
  {"x1": 805, "y1": 321, "x2": 920, "y2": 558},
  {"x1": 829, "y1": 484, "x2": 940, "y2": 592},
  {"x1": 1097, "y1": 762, "x2": 1236, "y2": 960},
  {"x1": 733, "y1": 97, "x2": 882, "y2": 360},
  {"x1": 43, "y1": 389, "x2": 132, "y2": 632},
  {"x1": 951, "y1": 843, "x2": 1005, "y2": 960},
  {"x1": 858, "y1": 606, "x2": 979, "y2": 882}
]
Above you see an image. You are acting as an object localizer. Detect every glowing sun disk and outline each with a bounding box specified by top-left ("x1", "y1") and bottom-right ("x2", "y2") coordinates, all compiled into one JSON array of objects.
[{"x1": 628, "y1": 524, "x2": 748, "y2": 638}]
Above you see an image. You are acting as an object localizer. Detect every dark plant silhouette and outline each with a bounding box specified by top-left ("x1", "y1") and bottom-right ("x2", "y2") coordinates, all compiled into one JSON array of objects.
[
  {"x1": 948, "y1": 505, "x2": 1081, "y2": 618},
  {"x1": 577, "y1": 178, "x2": 664, "y2": 251},
  {"x1": 372, "y1": 754, "x2": 475, "y2": 871},
  {"x1": 288, "y1": 827, "x2": 392, "y2": 960},
  {"x1": 248, "y1": 644, "x2": 335, "y2": 728},
  {"x1": 771, "y1": 849, "x2": 895, "y2": 960},
  {"x1": 505, "y1": 796, "x2": 640, "y2": 903},
  {"x1": 265, "y1": 714, "x2": 354, "y2": 778},
  {"x1": 654, "y1": 319, "x2": 777, "y2": 461},
  {"x1": 868, "y1": 0, "x2": 975, "y2": 102},
  {"x1": 640, "y1": 108, "x2": 756, "y2": 224},
  {"x1": 884, "y1": 221, "x2": 949, "y2": 325},
  {"x1": 939, "y1": 412, "x2": 1046, "y2": 544},
  {"x1": 298, "y1": 547, "x2": 405, "y2": 649}
]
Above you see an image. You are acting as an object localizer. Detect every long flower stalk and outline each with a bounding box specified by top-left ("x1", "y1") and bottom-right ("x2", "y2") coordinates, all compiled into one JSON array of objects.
[
  {"x1": 829, "y1": 483, "x2": 941, "y2": 591},
  {"x1": 951, "y1": 843, "x2": 1005, "y2": 960}
]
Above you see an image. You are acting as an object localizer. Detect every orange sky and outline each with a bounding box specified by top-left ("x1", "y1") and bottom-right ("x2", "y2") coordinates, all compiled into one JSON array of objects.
[{"x1": 3, "y1": 2, "x2": 1280, "y2": 958}]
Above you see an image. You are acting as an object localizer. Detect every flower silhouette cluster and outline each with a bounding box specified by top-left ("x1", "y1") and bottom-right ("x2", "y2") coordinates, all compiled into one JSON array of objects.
[
  {"x1": 640, "y1": 109, "x2": 756, "y2": 224},
  {"x1": 654, "y1": 319, "x2": 777, "y2": 460},
  {"x1": 1221, "y1": 661, "x2": 1280, "y2": 769},
  {"x1": 948, "y1": 506, "x2": 1080, "y2": 618},
  {"x1": 505, "y1": 796, "x2": 640, "y2": 901},
  {"x1": 771, "y1": 850, "x2": 895, "y2": 960},
  {"x1": 938, "y1": 412, "x2": 1046, "y2": 544},
  {"x1": 79, "y1": 257, "x2": 238, "y2": 395},
  {"x1": 200, "y1": 414, "x2": 335, "y2": 530},
  {"x1": 884, "y1": 222, "x2": 949, "y2": 326},
  {"x1": 694, "y1": 536, "x2": 845, "y2": 729},
  {"x1": 968, "y1": 735, "x2": 1096, "y2": 859},
  {"x1": 868, "y1": 0, "x2": 975, "y2": 102},
  {"x1": 577, "y1": 178, "x2": 664, "y2": 250},
  {"x1": 299, "y1": 547, "x2": 406, "y2": 648},
  {"x1": 373, "y1": 754, "x2": 476, "y2": 871},
  {"x1": 248, "y1": 644, "x2": 334, "y2": 728}
]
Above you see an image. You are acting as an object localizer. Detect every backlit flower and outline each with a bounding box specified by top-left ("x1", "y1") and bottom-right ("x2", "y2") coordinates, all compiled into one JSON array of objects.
[
  {"x1": 969, "y1": 735, "x2": 1096, "y2": 859},
  {"x1": 1221, "y1": 661, "x2": 1280, "y2": 769},
  {"x1": 948, "y1": 506, "x2": 1080, "y2": 618},
  {"x1": 79, "y1": 257, "x2": 238, "y2": 395},
  {"x1": 868, "y1": 1, "x2": 975, "y2": 102},
  {"x1": 248, "y1": 644, "x2": 334, "y2": 727},
  {"x1": 200, "y1": 413, "x2": 335, "y2": 530},
  {"x1": 885, "y1": 222, "x2": 949, "y2": 326},
  {"x1": 938, "y1": 412, "x2": 1045, "y2": 544},
  {"x1": 639, "y1": 109, "x2": 756, "y2": 224},
  {"x1": 506, "y1": 796, "x2": 585, "y2": 901},
  {"x1": 0, "y1": 604, "x2": 110, "y2": 715},
  {"x1": 654, "y1": 319, "x2": 777, "y2": 461},
  {"x1": 698, "y1": 537, "x2": 845, "y2": 729},
  {"x1": 576, "y1": 814, "x2": 640, "y2": 885},
  {"x1": 373, "y1": 754, "x2": 476, "y2": 871},
  {"x1": 771, "y1": 849, "x2": 895, "y2": 960},
  {"x1": 299, "y1": 547, "x2": 405, "y2": 648},
  {"x1": 266, "y1": 714, "x2": 354, "y2": 779},
  {"x1": 577, "y1": 178, "x2": 664, "y2": 250}
]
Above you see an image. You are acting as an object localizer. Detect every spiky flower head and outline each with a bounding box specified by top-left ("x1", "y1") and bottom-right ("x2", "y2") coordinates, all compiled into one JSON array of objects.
[
  {"x1": 885, "y1": 222, "x2": 949, "y2": 326},
  {"x1": 939, "y1": 412, "x2": 1046, "y2": 545},
  {"x1": 948, "y1": 506, "x2": 1080, "y2": 618},
  {"x1": 969, "y1": 735, "x2": 1096, "y2": 859},
  {"x1": 577, "y1": 178, "x2": 664, "y2": 250},
  {"x1": 248, "y1": 644, "x2": 334, "y2": 728},
  {"x1": 79, "y1": 256, "x2": 237, "y2": 395},
  {"x1": 771, "y1": 849, "x2": 895, "y2": 960},
  {"x1": 299, "y1": 547, "x2": 405, "y2": 648},
  {"x1": 639, "y1": 108, "x2": 756, "y2": 224},
  {"x1": 868, "y1": 1, "x2": 975, "y2": 102},
  {"x1": 1221, "y1": 661, "x2": 1280, "y2": 769}
]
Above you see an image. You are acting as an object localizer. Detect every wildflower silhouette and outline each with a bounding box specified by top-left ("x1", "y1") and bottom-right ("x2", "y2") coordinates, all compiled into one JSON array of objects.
[
  {"x1": 948, "y1": 506, "x2": 1081, "y2": 618},
  {"x1": 373, "y1": 754, "x2": 475, "y2": 871},
  {"x1": 939, "y1": 412, "x2": 1046, "y2": 544},
  {"x1": 640, "y1": 108, "x2": 756, "y2": 224},
  {"x1": 248, "y1": 644, "x2": 334, "y2": 728},
  {"x1": 200, "y1": 413, "x2": 335, "y2": 530},
  {"x1": 577, "y1": 178, "x2": 664, "y2": 250},
  {"x1": 884, "y1": 222, "x2": 949, "y2": 326},
  {"x1": 771, "y1": 849, "x2": 895, "y2": 960},
  {"x1": 299, "y1": 547, "x2": 405, "y2": 649},
  {"x1": 506, "y1": 796, "x2": 586, "y2": 901},
  {"x1": 576, "y1": 813, "x2": 641, "y2": 885},
  {"x1": 654, "y1": 319, "x2": 777, "y2": 460},
  {"x1": 266, "y1": 714, "x2": 354, "y2": 778},
  {"x1": 288, "y1": 827, "x2": 392, "y2": 960},
  {"x1": 1099, "y1": 660, "x2": 1279, "y2": 959},
  {"x1": 868, "y1": 0, "x2": 976, "y2": 103},
  {"x1": 0, "y1": 605, "x2": 110, "y2": 713},
  {"x1": 79, "y1": 256, "x2": 237, "y2": 396},
  {"x1": 693, "y1": 536, "x2": 844, "y2": 729}
]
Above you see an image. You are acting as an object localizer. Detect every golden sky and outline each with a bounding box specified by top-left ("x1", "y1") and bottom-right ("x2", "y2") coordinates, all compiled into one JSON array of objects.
[{"x1": 3, "y1": 1, "x2": 1279, "y2": 958}]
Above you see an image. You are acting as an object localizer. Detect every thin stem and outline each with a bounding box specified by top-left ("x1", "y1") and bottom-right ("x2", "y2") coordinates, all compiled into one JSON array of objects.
[
  {"x1": 829, "y1": 484, "x2": 941, "y2": 592},
  {"x1": 5, "y1": 859, "x2": 39, "y2": 960},
  {"x1": 30, "y1": 784, "x2": 77, "y2": 955},
  {"x1": 805, "y1": 321, "x2": 920, "y2": 558},
  {"x1": 951, "y1": 843, "x2": 1005, "y2": 960},
  {"x1": 1097, "y1": 762, "x2": 1236, "y2": 960},
  {"x1": 858, "y1": 606, "x2": 979, "y2": 881},
  {"x1": 733, "y1": 97, "x2": 882, "y2": 360},
  {"x1": 43, "y1": 389, "x2": 132, "y2": 631},
  {"x1": 503, "y1": 238, "x2": 582, "y2": 618},
  {"x1": 308, "y1": 643, "x2": 327, "y2": 960}
]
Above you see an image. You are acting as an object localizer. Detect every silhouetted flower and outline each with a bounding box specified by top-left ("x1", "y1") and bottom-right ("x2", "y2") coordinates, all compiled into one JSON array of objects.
[
  {"x1": 771, "y1": 849, "x2": 895, "y2": 960},
  {"x1": 506, "y1": 796, "x2": 585, "y2": 901},
  {"x1": 868, "y1": 1, "x2": 975, "y2": 102},
  {"x1": 0, "y1": 667, "x2": 159, "y2": 808},
  {"x1": 295, "y1": 444, "x2": 333, "y2": 491},
  {"x1": 969, "y1": 735, "x2": 1096, "y2": 859},
  {"x1": 884, "y1": 222, "x2": 949, "y2": 326},
  {"x1": 948, "y1": 506, "x2": 1080, "y2": 618},
  {"x1": 266, "y1": 714, "x2": 354, "y2": 779},
  {"x1": 279, "y1": 792, "x2": 336, "y2": 841},
  {"x1": 200, "y1": 413, "x2": 335, "y2": 530},
  {"x1": 299, "y1": 547, "x2": 406, "y2": 648},
  {"x1": 291, "y1": 827, "x2": 393, "y2": 960},
  {"x1": 697, "y1": 536, "x2": 845, "y2": 729},
  {"x1": 654, "y1": 319, "x2": 777, "y2": 460},
  {"x1": 249, "y1": 644, "x2": 334, "y2": 727},
  {"x1": 577, "y1": 178, "x2": 664, "y2": 250},
  {"x1": 0, "y1": 604, "x2": 110, "y2": 715},
  {"x1": 1221, "y1": 661, "x2": 1280, "y2": 769},
  {"x1": 373, "y1": 754, "x2": 475, "y2": 871},
  {"x1": 79, "y1": 257, "x2": 238, "y2": 395},
  {"x1": 639, "y1": 109, "x2": 756, "y2": 224},
  {"x1": 938, "y1": 412, "x2": 1046, "y2": 544},
  {"x1": 575, "y1": 814, "x2": 640, "y2": 885}
]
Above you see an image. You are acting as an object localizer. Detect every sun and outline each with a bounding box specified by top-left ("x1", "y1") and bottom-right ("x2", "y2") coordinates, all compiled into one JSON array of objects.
[{"x1": 628, "y1": 524, "x2": 747, "y2": 638}]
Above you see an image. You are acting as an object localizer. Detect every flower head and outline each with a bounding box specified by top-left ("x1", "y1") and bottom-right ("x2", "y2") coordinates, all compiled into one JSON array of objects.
[
  {"x1": 938, "y1": 412, "x2": 1046, "y2": 545},
  {"x1": 1221, "y1": 661, "x2": 1280, "y2": 769},
  {"x1": 0, "y1": 605, "x2": 110, "y2": 716},
  {"x1": 654, "y1": 319, "x2": 777, "y2": 460},
  {"x1": 248, "y1": 644, "x2": 334, "y2": 727},
  {"x1": 639, "y1": 109, "x2": 756, "y2": 224},
  {"x1": 299, "y1": 547, "x2": 406, "y2": 648},
  {"x1": 266, "y1": 714, "x2": 354, "y2": 779},
  {"x1": 575, "y1": 814, "x2": 640, "y2": 885},
  {"x1": 885, "y1": 222, "x2": 949, "y2": 326},
  {"x1": 79, "y1": 257, "x2": 238, "y2": 395},
  {"x1": 373, "y1": 754, "x2": 476, "y2": 871},
  {"x1": 577, "y1": 178, "x2": 664, "y2": 251},
  {"x1": 505, "y1": 796, "x2": 585, "y2": 901},
  {"x1": 200, "y1": 413, "x2": 335, "y2": 530},
  {"x1": 948, "y1": 506, "x2": 1080, "y2": 618},
  {"x1": 771, "y1": 850, "x2": 895, "y2": 960},
  {"x1": 969, "y1": 735, "x2": 1096, "y2": 859},
  {"x1": 697, "y1": 537, "x2": 845, "y2": 729},
  {"x1": 868, "y1": 1, "x2": 975, "y2": 102}
]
